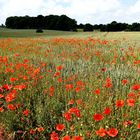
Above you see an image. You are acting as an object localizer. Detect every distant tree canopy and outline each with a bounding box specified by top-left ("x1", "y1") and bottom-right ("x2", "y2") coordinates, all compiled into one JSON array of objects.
[
  {"x1": 83, "y1": 23, "x2": 93, "y2": 32},
  {"x1": 77, "y1": 21, "x2": 140, "y2": 32},
  {"x1": 91, "y1": 21, "x2": 140, "y2": 32},
  {"x1": 5, "y1": 15, "x2": 77, "y2": 31},
  {"x1": 5, "y1": 15, "x2": 140, "y2": 31}
]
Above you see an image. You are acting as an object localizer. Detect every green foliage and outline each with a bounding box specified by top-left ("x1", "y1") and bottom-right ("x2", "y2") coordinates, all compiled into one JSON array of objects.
[
  {"x1": 36, "y1": 29, "x2": 44, "y2": 33},
  {"x1": 83, "y1": 23, "x2": 93, "y2": 32}
]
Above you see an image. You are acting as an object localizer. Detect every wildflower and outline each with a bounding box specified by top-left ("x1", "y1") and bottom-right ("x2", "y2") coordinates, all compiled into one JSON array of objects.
[
  {"x1": 124, "y1": 120, "x2": 133, "y2": 127},
  {"x1": 127, "y1": 92, "x2": 136, "y2": 98},
  {"x1": 50, "y1": 131, "x2": 59, "y2": 140},
  {"x1": 7, "y1": 104, "x2": 16, "y2": 110},
  {"x1": 127, "y1": 98, "x2": 135, "y2": 107},
  {"x1": 14, "y1": 84, "x2": 26, "y2": 90},
  {"x1": 96, "y1": 127, "x2": 106, "y2": 137},
  {"x1": 69, "y1": 108, "x2": 80, "y2": 118},
  {"x1": 69, "y1": 99, "x2": 74, "y2": 105},
  {"x1": 23, "y1": 109, "x2": 30, "y2": 117},
  {"x1": 5, "y1": 90, "x2": 17, "y2": 102},
  {"x1": 72, "y1": 136, "x2": 83, "y2": 140},
  {"x1": 107, "y1": 128, "x2": 118, "y2": 137},
  {"x1": 0, "y1": 107, "x2": 4, "y2": 113},
  {"x1": 75, "y1": 86, "x2": 81, "y2": 93},
  {"x1": 132, "y1": 84, "x2": 140, "y2": 91},
  {"x1": 29, "y1": 129, "x2": 36, "y2": 134},
  {"x1": 62, "y1": 135, "x2": 70, "y2": 140},
  {"x1": 137, "y1": 123, "x2": 140, "y2": 129},
  {"x1": 116, "y1": 100, "x2": 124, "y2": 108},
  {"x1": 56, "y1": 124, "x2": 65, "y2": 131},
  {"x1": 0, "y1": 88, "x2": 4, "y2": 93},
  {"x1": 105, "y1": 77, "x2": 113, "y2": 88},
  {"x1": 122, "y1": 79, "x2": 128, "y2": 85},
  {"x1": 66, "y1": 84, "x2": 73, "y2": 91},
  {"x1": 57, "y1": 77, "x2": 62, "y2": 83},
  {"x1": 63, "y1": 112, "x2": 72, "y2": 121},
  {"x1": 56, "y1": 65, "x2": 63, "y2": 71},
  {"x1": 103, "y1": 107, "x2": 111, "y2": 115},
  {"x1": 76, "y1": 99, "x2": 82, "y2": 105},
  {"x1": 37, "y1": 127, "x2": 44, "y2": 132},
  {"x1": 0, "y1": 94, "x2": 4, "y2": 99},
  {"x1": 94, "y1": 113, "x2": 104, "y2": 121},
  {"x1": 54, "y1": 71, "x2": 60, "y2": 77},
  {"x1": 95, "y1": 89, "x2": 100, "y2": 95},
  {"x1": 10, "y1": 77, "x2": 18, "y2": 82},
  {"x1": 2, "y1": 84, "x2": 12, "y2": 90},
  {"x1": 50, "y1": 86, "x2": 55, "y2": 96}
]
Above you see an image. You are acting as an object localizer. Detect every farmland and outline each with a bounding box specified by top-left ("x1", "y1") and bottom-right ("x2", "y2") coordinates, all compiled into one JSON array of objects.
[{"x1": 0, "y1": 29, "x2": 140, "y2": 140}]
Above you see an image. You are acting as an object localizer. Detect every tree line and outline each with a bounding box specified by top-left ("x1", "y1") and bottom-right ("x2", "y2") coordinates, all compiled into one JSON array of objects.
[
  {"x1": 5, "y1": 15, "x2": 77, "y2": 31},
  {"x1": 78, "y1": 21, "x2": 140, "y2": 32},
  {"x1": 5, "y1": 15, "x2": 140, "y2": 31}
]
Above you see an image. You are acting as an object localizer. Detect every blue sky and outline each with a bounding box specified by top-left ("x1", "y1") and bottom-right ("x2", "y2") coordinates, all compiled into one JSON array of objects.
[{"x1": 0, "y1": 0, "x2": 140, "y2": 25}]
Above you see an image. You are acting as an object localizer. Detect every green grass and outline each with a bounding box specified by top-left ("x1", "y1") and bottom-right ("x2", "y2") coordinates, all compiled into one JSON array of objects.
[
  {"x1": 0, "y1": 28, "x2": 78, "y2": 38},
  {"x1": 0, "y1": 28, "x2": 140, "y2": 43}
]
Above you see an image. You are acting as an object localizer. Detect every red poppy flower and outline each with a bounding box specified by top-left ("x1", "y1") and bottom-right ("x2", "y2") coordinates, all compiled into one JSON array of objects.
[
  {"x1": 72, "y1": 136, "x2": 83, "y2": 140},
  {"x1": 137, "y1": 123, "x2": 140, "y2": 129},
  {"x1": 56, "y1": 65, "x2": 63, "y2": 71},
  {"x1": 54, "y1": 72, "x2": 60, "y2": 77},
  {"x1": 69, "y1": 99, "x2": 74, "y2": 105},
  {"x1": 50, "y1": 131, "x2": 59, "y2": 140},
  {"x1": 75, "y1": 86, "x2": 81, "y2": 93},
  {"x1": 0, "y1": 107, "x2": 4, "y2": 113},
  {"x1": 14, "y1": 84, "x2": 26, "y2": 91},
  {"x1": 7, "y1": 104, "x2": 16, "y2": 110},
  {"x1": 66, "y1": 84, "x2": 73, "y2": 91},
  {"x1": 10, "y1": 77, "x2": 18, "y2": 82},
  {"x1": 107, "y1": 128, "x2": 118, "y2": 137},
  {"x1": 96, "y1": 127, "x2": 106, "y2": 137},
  {"x1": 23, "y1": 109, "x2": 30, "y2": 117},
  {"x1": 95, "y1": 89, "x2": 100, "y2": 95},
  {"x1": 132, "y1": 84, "x2": 140, "y2": 90},
  {"x1": 0, "y1": 94, "x2": 4, "y2": 99},
  {"x1": 5, "y1": 90, "x2": 17, "y2": 102},
  {"x1": 62, "y1": 135, "x2": 70, "y2": 140},
  {"x1": 63, "y1": 112, "x2": 72, "y2": 121},
  {"x1": 57, "y1": 77, "x2": 62, "y2": 83},
  {"x1": 127, "y1": 92, "x2": 136, "y2": 98},
  {"x1": 37, "y1": 127, "x2": 44, "y2": 132},
  {"x1": 69, "y1": 108, "x2": 80, "y2": 118},
  {"x1": 103, "y1": 107, "x2": 111, "y2": 115},
  {"x1": 30, "y1": 129, "x2": 36, "y2": 134},
  {"x1": 124, "y1": 120, "x2": 133, "y2": 127},
  {"x1": 77, "y1": 81, "x2": 85, "y2": 87},
  {"x1": 50, "y1": 86, "x2": 55, "y2": 96},
  {"x1": 122, "y1": 79, "x2": 128, "y2": 85},
  {"x1": 56, "y1": 124, "x2": 65, "y2": 131},
  {"x1": 76, "y1": 99, "x2": 82, "y2": 105},
  {"x1": 2, "y1": 84, "x2": 12, "y2": 90},
  {"x1": 127, "y1": 98, "x2": 135, "y2": 107},
  {"x1": 94, "y1": 113, "x2": 104, "y2": 121},
  {"x1": 116, "y1": 100, "x2": 124, "y2": 108}
]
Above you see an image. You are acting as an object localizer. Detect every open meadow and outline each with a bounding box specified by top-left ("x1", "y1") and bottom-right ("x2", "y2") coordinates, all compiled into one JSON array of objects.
[{"x1": 0, "y1": 29, "x2": 140, "y2": 140}]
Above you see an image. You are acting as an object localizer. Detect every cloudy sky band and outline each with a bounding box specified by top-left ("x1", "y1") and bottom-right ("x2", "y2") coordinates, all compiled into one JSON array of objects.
[{"x1": 0, "y1": 0, "x2": 140, "y2": 25}]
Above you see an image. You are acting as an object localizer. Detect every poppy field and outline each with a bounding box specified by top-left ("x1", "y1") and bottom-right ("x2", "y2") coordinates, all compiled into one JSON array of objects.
[{"x1": 0, "y1": 35, "x2": 140, "y2": 140}]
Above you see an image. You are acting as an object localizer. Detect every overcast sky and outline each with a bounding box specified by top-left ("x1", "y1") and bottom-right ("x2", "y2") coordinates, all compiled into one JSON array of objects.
[{"x1": 0, "y1": 0, "x2": 140, "y2": 25}]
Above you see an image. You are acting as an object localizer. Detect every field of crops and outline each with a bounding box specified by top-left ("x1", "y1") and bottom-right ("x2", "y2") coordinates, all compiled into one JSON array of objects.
[{"x1": 0, "y1": 32, "x2": 140, "y2": 139}]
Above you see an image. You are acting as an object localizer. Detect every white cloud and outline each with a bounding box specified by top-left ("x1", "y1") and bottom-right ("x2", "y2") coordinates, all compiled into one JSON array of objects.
[
  {"x1": 129, "y1": 0, "x2": 140, "y2": 13},
  {"x1": 0, "y1": 0, "x2": 140, "y2": 25}
]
